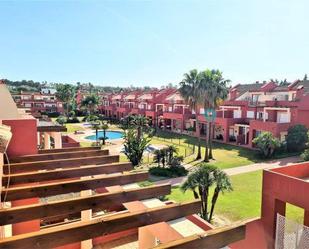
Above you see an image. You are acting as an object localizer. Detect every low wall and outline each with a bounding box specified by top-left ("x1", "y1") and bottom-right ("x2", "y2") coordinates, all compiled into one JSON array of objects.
[{"x1": 62, "y1": 135, "x2": 80, "y2": 148}]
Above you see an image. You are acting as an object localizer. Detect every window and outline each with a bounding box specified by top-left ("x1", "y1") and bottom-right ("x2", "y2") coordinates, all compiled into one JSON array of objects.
[
  {"x1": 277, "y1": 112, "x2": 290, "y2": 123},
  {"x1": 247, "y1": 111, "x2": 254, "y2": 118},
  {"x1": 233, "y1": 110, "x2": 241, "y2": 118}
]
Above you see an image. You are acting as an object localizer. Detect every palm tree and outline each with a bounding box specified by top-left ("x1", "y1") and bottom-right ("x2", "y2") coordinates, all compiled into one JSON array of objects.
[
  {"x1": 179, "y1": 69, "x2": 204, "y2": 160},
  {"x1": 132, "y1": 115, "x2": 149, "y2": 140},
  {"x1": 91, "y1": 121, "x2": 100, "y2": 144},
  {"x1": 100, "y1": 121, "x2": 109, "y2": 145},
  {"x1": 166, "y1": 145, "x2": 177, "y2": 165},
  {"x1": 209, "y1": 170, "x2": 233, "y2": 221},
  {"x1": 180, "y1": 164, "x2": 216, "y2": 220},
  {"x1": 56, "y1": 83, "x2": 75, "y2": 115},
  {"x1": 81, "y1": 95, "x2": 99, "y2": 115},
  {"x1": 199, "y1": 70, "x2": 229, "y2": 160}
]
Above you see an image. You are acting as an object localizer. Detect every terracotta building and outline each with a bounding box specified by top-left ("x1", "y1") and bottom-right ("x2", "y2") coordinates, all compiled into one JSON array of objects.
[
  {"x1": 11, "y1": 90, "x2": 64, "y2": 115},
  {"x1": 100, "y1": 80, "x2": 309, "y2": 149}
]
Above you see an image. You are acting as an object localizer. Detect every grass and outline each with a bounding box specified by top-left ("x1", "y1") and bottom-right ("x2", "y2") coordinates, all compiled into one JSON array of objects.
[
  {"x1": 153, "y1": 130, "x2": 262, "y2": 169},
  {"x1": 64, "y1": 123, "x2": 85, "y2": 133},
  {"x1": 166, "y1": 170, "x2": 304, "y2": 223}
]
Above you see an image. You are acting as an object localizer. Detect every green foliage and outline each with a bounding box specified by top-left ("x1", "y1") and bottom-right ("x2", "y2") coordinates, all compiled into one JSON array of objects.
[
  {"x1": 301, "y1": 149, "x2": 309, "y2": 161},
  {"x1": 66, "y1": 117, "x2": 80, "y2": 123},
  {"x1": 179, "y1": 69, "x2": 229, "y2": 161},
  {"x1": 149, "y1": 165, "x2": 188, "y2": 177},
  {"x1": 123, "y1": 129, "x2": 151, "y2": 167},
  {"x1": 55, "y1": 116, "x2": 67, "y2": 126},
  {"x1": 181, "y1": 164, "x2": 232, "y2": 222},
  {"x1": 55, "y1": 84, "x2": 76, "y2": 114},
  {"x1": 83, "y1": 114, "x2": 99, "y2": 122},
  {"x1": 81, "y1": 95, "x2": 99, "y2": 114},
  {"x1": 99, "y1": 121, "x2": 109, "y2": 145},
  {"x1": 153, "y1": 145, "x2": 180, "y2": 167},
  {"x1": 252, "y1": 132, "x2": 280, "y2": 158},
  {"x1": 286, "y1": 124, "x2": 308, "y2": 152}
]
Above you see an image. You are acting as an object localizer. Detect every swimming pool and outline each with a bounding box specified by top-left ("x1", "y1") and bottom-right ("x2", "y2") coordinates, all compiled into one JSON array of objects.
[{"x1": 85, "y1": 131, "x2": 123, "y2": 141}]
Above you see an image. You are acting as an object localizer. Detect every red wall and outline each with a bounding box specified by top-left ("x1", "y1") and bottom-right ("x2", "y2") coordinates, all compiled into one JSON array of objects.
[{"x1": 2, "y1": 117, "x2": 38, "y2": 157}]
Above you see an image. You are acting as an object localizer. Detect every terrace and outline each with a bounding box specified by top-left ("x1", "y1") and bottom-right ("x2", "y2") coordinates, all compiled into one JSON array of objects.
[{"x1": 0, "y1": 145, "x2": 249, "y2": 248}]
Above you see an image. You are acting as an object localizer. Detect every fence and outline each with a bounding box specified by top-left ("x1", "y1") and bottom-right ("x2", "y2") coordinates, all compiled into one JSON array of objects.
[
  {"x1": 275, "y1": 214, "x2": 309, "y2": 249},
  {"x1": 154, "y1": 130, "x2": 195, "y2": 158}
]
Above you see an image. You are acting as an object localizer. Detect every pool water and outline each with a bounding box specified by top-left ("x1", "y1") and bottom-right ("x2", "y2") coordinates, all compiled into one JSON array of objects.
[{"x1": 85, "y1": 131, "x2": 123, "y2": 141}]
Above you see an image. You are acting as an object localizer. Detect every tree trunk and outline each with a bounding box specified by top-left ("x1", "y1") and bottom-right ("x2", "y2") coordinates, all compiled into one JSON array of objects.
[
  {"x1": 199, "y1": 186, "x2": 209, "y2": 220},
  {"x1": 196, "y1": 119, "x2": 201, "y2": 160},
  {"x1": 103, "y1": 129, "x2": 106, "y2": 145},
  {"x1": 193, "y1": 190, "x2": 199, "y2": 199},
  {"x1": 209, "y1": 188, "x2": 219, "y2": 222},
  {"x1": 208, "y1": 122, "x2": 213, "y2": 159},
  {"x1": 137, "y1": 126, "x2": 142, "y2": 141},
  {"x1": 204, "y1": 123, "x2": 209, "y2": 162}
]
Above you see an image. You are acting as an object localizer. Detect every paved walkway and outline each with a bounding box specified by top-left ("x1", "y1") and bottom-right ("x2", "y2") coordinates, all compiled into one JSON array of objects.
[{"x1": 154, "y1": 156, "x2": 301, "y2": 186}]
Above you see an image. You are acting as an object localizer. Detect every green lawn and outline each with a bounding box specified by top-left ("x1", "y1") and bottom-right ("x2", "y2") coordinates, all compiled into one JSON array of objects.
[
  {"x1": 153, "y1": 131, "x2": 261, "y2": 169},
  {"x1": 166, "y1": 170, "x2": 304, "y2": 223},
  {"x1": 64, "y1": 123, "x2": 85, "y2": 133}
]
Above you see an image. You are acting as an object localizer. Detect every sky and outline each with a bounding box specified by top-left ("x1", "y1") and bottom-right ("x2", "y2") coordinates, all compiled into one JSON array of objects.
[{"x1": 0, "y1": 0, "x2": 308, "y2": 87}]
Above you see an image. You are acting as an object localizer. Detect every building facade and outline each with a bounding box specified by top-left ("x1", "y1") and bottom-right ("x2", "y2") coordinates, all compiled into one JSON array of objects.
[
  {"x1": 12, "y1": 91, "x2": 64, "y2": 114},
  {"x1": 100, "y1": 80, "x2": 309, "y2": 149}
]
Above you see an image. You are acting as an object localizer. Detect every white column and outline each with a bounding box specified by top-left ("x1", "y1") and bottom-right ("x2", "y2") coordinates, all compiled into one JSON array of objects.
[
  {"x1": 222, "y1": 108, "x2": 225, "y2": 118},
  {"x1": 52, "y1": 132, "x2": 62, "y2": 149},
  {"x1": 44, "y1": 133, "x2": 51, "y2": 149},
  {"x1": 81, "y1": 176, "x2": 92, "y2": 249},
  {"x1": 263, "y1": 109, "x2": 266, "y2": 122},
  {"x1": 37, "y1": 132, "x2": 40, "y2": 147}
]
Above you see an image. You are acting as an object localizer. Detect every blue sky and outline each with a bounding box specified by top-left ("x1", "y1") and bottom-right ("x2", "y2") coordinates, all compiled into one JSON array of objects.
[{"x1": 0, "y1": 0, "x2": 308, "y2": 87}]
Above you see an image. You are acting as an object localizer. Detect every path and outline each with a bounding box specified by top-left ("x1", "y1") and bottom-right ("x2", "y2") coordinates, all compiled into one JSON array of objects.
[{"x1": 154, "y1": 156, "x2": 300, "y2": 187}]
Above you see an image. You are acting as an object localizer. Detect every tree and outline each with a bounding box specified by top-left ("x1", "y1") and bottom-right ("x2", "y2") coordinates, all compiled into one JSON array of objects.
[
  {"x1": 286, "y1": 124, "x2": 308, "y2": 152},
  {"x1": 81, "y1": 95, "x2": 99, "y2": 115},
  {"x1": 120, "y1": 115, "x2": 152, "y2": 139},
  {"x1": 179, "y1": 69, "x2": 204, "y2": 160},
  {"x1": 209, "y1": 170, "x2": 233, "y2": 221},
  {"x1": 56, "y1": 84, "x2": 75, "y2": 115},
  {"x1": 181, "y1": 164, "x2": 216, "y2": 220},
  {"x1": 304, "y1": 74, "x2": 308, "y2": 81},
  {"x1": 198, "y1": 69, "x2": 229, "y2": 161},
  {"x1": 91, "y1": 121, "x2": 100, "y2": 144},
  {"x1": 253, "y1": 132, "x2": 280, "y2": 158},
  {"x1": 100, "y1": 121, "x2": 109, "y2": 145},
  {"x1": 123, "y1": 129, "x2": 151, "y2": 167},
  {"x1": 131, "y1": 115, "x2": 150, "y2": 140},
  {"x1": 166, "y1": 145, "x2": 177, "y2": 165},
  {"x1": 181, "y1": 164, "x2": 232, "y2": 222}
]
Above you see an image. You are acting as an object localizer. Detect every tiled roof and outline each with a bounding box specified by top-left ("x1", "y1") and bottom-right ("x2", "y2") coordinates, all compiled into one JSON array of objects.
[
  {"x1": 290, "y1": 80, "x2": 309, "y2": 93},
  {"x1": 232, "y1": 83, "x2": 263, "y2": 94}
]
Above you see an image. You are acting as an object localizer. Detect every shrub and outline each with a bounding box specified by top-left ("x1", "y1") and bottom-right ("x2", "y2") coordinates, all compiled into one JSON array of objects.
[
  {"x1": 286, "y1": 125, "x2": 308, "y2": 152},
  {"x1": 55, "y1": 116, "x2": 67, "y2": 126},
  {"x1": 83, "y1": 115, "x2": 99, "y2": 122},
  {"x1": 123, "y1": 129, "x2": 151, "y2": 167},
  {"x1": 149, "y1": 165, "x2": 188, "y2": 177},
  {"x1": 301, "y1": 149, "x2": 309, "y2": 161},
  {"x1": 46, "y1": 112, "x2": 61, "y2": 118},
  {"x1": 253, "y1": 132, "x2": 280, "y2": 158},
  {"x1": 67, "y1": 117, "x2": 80, "y2": 123}
]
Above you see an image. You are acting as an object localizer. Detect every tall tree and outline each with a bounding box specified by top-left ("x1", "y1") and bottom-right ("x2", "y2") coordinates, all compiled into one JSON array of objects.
[
  {"x1": 81, "y1": 95, "x2": 99, "y2": 115},
  {"x1": 179, "y1": 69, "x2": 204, "y2": 160},
  {"x1": 55, "y1": 84, "x2": 75, "y2": 115},
  {"x1": 199, "y1": 70, "x2": 229, "y2": 161}
]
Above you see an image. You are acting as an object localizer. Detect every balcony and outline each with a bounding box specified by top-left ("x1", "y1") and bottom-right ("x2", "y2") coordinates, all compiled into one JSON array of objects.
[
  {"x1": 163, "y1": 108, "x2": 194, "y2": 120},
  {"x1": 250, "y1": 119, "x2": 292, "y2": 133}
]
